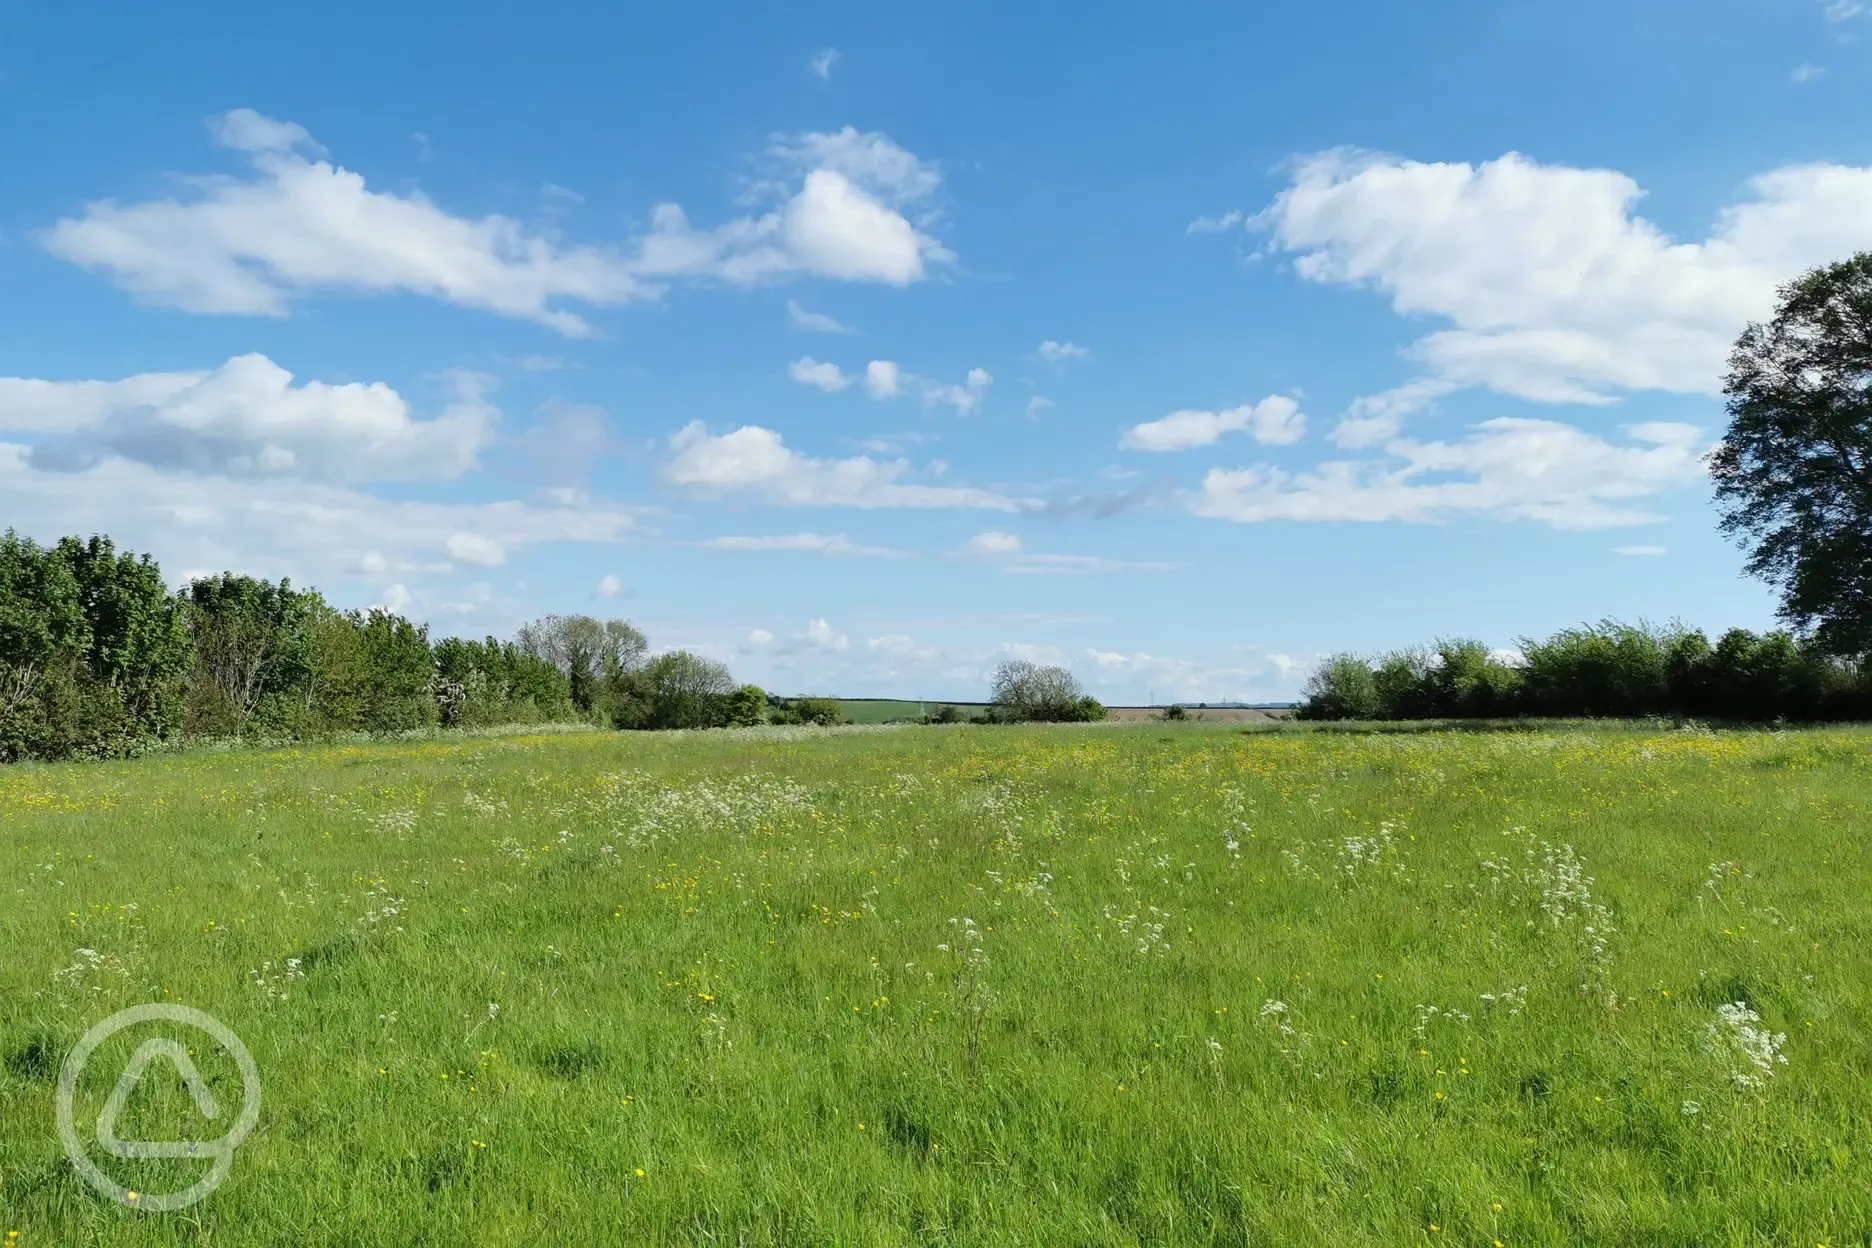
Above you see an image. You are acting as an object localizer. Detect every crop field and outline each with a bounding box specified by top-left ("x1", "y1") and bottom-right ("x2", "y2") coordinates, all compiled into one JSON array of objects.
[{"x1": 3, "y1": 723, "x2": 1871, "y2": 1245}]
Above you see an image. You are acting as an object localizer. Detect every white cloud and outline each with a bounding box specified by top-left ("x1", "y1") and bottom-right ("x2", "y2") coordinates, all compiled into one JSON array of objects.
[
  {"x1": 661, "y1": 421, "x2": 1020, "y2": 510},
  {"x1": 1035, "y1": 340, "x2": 1089, "y2": 363},
  {"x1": 961, "y1": 528, "x2": 1180, "y2": 574},
  {"x1": 747, "y1": 628, "x2": 775, "y2": 646},
  {"x1": 787, "y1": 299, "x2": 855, "y2": 333},
  {"x1": 1027, "y1": 396, "x2": 1056, "y2": 419},
  {"x1": 1251, "y1": 149, "x2": 1872, "y2": 404},
  {"x1": 809, "y1": 48, "x2": 840, "y2": 78},
  {"x1": 1330, "y1": 378, "x2": 1456, "y2": 447},
  {"x1": 212, "y1": 109, "x2": 319, "y2": 155},
  {"x1": 1186, "y1": 210, "x2": 1245, "y2": 234},
  {"x1": 867, "y1": 633, "x2": 932, "y2": 660},
  {"x1": 635, "y1": 129, "x2": 952, "y2": 289},
  {"x1": 963, "y1": 530, "x2": 1023, "y2": 556},
  {"x1": 920, "y1": 368, "x2": 992, "y2": 414},
  {"x1": 1082, "y1": 647, "x2": 1302, "y2": 701},
  {"x1": 1791, "y1": 64, "x2": 1827, "y2": 83},
  {"x1": 1824, "y1": 0, "x2": 1863, "y2": 21},
  {"x1": 1121, "y1": 396, "x2": 1304, "y2": 452},
  {"x1": 1613, "y1": 545, "x2": 1668, "y2": 557},
  {"x1": 698, "y1": 532, "x2": 906, "y2": 557},
  {"x1": 770, "y1": 128, "x2": 942, "y2": 205},
  {"x1": 596, "y1": 573, "x2": 624, "y2": 597},
  {"x1": 1189, "y1": 416, "x2": 1709, "y2": 530},
  {"x1": 45, "y1": 112, "x2": 952, "y2": 334},
  {"x1": 864, "y1": 360, "x2": 903, "y2": 398},
  {"x1": 854, "y1": 358, "x2": 990, "y2": 411},
  {"x1": 45, "y1": 111, "x2": 646, "y2": 335},
  {"x1": 801, "y1": 618, "x2": 849, "y2": 651},
  {"x1": 444, "y1": 532, "x2": 507, "y2": 566},
  {"x1": 788, "y1": 357, "x2": 854, "y2": 391},
  {"x1": 6, "y1": 353, "x2": 496, "y2": 482},
  {"x1": 0, "y1": 441, "x2": 635, "y2": 593}
]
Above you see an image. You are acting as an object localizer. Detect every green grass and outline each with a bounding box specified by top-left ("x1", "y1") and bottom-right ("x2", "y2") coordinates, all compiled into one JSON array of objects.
[{"x1": 3, "y1": 722, "x2": 1872, "y2": 1244}]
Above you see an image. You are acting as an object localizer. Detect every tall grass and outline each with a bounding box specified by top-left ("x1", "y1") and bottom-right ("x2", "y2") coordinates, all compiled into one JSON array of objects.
[{"x1": 3, "y1": 724, "x2": 1871, "y2": 1243}]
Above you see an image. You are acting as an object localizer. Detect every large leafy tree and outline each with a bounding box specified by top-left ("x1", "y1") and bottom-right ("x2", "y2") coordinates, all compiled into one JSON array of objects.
[
  {"x1": 516, "y1": 614, "x2": 648, "y2": 712},
  {"x1": 1712, "y1": 252, "x2": 1872, "y2": 656},
  {"x1": 181, "y1": 573, "x2": 323, "y2": 732}
]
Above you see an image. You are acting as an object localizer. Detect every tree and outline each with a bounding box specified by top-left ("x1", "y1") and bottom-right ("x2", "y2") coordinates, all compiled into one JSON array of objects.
[
  {"x1": 988, "y1": 659, "x2": 1105, "y2": 722},
  {"x1": 627, "y1": 651, "x2": 736, "y2": 729},
  {"x1": 57, "y1": 536, "x2": 192, "y2": 740},
  {"x1": 724, "y1": 684, "x2": 771, "y2": 727},
  {"x1": 181, "y1": 574, "x2": 322, "y2": 734},
  {"x1": 517, "y1": 615, "x2": 648, "y2": 714},
  {"x1": 1712, "y1": 252, "x2": 1872, "y2": 656}
]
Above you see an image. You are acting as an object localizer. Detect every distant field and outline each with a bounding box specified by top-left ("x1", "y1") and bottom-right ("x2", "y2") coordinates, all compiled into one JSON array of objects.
[
  {"x1": 834, "y1": 699, "x2": 982, "y2": 723},
  {"x1": 832, "y1": 701, "x2": 1293, "y2": 724},
  {"x1": 4, "y1": 723, "x2": 1871, "y2": 1243}
]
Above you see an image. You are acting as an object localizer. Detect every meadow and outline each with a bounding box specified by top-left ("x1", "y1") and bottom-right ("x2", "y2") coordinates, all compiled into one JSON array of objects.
[{"x1": 2, "y1": 721, "x2": 1870, "y2": 1245}]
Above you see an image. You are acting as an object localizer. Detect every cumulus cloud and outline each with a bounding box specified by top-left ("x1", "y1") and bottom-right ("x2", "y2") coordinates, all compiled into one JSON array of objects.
[
  {"x1": 1026, "y1": 396, "x2": 1056, "y2": 419},
  {"x1": 963, "y1": 530, "x2": 1024, "y2": 556},
  {"x1": 855, "y1": 359, "x2": 990, "y2": 412},
  {"x1": 789, "y1": 357, "x2": 854, "y2": 391},
  {"x1": 1035, "y1": 340, "x2": 1089, "y2": 363},
  {"x1": 1249, "y1": 149, "x2": 1872, "y2": 404},
  {"x1": 44, "y1": 111, "x2": 953, "y2": 334},
  {"x1": 596, "y1": 573, "x2": 624, "y2": 596},
  {"x1": 809, "y1": 48, "x2": 840, "y2": 78},
  {"x1": 1121, "y1": 396, "x2": 1304, "y2": 452},
  {"x1": 7, "y1": 353, "x2": 496, "y2": 482},
  {"x1": 864, "y1": 360, "x2": 903, "y2": 398},
  {"x1": 1188, "y1": 417, "x2": 1709, "y2": 530},
  {"x1": 787, "y1": 299, "x2": 855, "y2": 333},
  {"x1": 698, "y1": 532, "x2": 906, "y2": 557},
  {"x1": 635, "y1": 128, "x2": 952, "y2": 288},
  {"x1": 660, "y1": 422, "x2": 1020, "y2": 510}
]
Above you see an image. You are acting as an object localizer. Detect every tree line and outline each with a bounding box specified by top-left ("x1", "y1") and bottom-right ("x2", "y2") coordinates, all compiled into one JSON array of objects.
[
  {"x1": 0, "y1": 531, "x2": 813, "y2": 763},
  {"x1": 1299, "y1": 621, "x2": 1872, "y2": 723}
]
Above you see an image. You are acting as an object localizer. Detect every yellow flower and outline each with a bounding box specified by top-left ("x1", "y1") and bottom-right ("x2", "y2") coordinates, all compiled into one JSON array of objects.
[{"x1": 633, "y1": 1168, "x2": 646, "y2": 1178}]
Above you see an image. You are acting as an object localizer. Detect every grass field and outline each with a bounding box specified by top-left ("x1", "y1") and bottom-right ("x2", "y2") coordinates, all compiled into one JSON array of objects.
[{"x1": 3, "y1": 722, "x2": 1871, "y2": 1244}]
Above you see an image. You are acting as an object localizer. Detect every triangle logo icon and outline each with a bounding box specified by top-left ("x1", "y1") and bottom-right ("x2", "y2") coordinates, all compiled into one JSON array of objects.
[{"x1": 95, "y1": 1038, "x2": 224, "y2": 1160}]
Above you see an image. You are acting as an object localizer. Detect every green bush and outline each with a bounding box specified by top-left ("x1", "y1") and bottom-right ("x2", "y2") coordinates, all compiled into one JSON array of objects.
[{"x1": 1298, "y1": 619, "x2": 1872, "y2": 723}]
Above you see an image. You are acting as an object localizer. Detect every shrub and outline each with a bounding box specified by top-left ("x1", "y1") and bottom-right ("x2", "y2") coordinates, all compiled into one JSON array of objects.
[{"x1": 1298, "y1": 654, "x2": 1382, "y2": 720}]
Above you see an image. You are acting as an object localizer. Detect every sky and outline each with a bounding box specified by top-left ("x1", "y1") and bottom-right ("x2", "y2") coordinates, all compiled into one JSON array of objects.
[{"x1": 4, "y1": 0, "x2": 1872, "y2": 704}]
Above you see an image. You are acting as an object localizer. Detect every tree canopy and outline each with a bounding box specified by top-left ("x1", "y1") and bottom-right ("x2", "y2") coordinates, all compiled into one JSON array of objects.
[{"x1": 1712, "y1": 252, "x2": 1872, "y2": 656}]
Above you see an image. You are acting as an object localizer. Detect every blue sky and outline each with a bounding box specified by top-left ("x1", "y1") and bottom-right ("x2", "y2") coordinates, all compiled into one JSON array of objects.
[{"x1": 4, "y1": 0, "x2": 1871, "y2": 702}]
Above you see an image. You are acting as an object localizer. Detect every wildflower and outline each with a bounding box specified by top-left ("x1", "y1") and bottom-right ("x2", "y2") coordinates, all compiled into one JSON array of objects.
[
  {"x1": 633, "y1": 1168, "x2": 646, "y2": 1178},
  {"x1": 1703, "y1": 1002, "x2": 1787, "y2": 1088}
]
